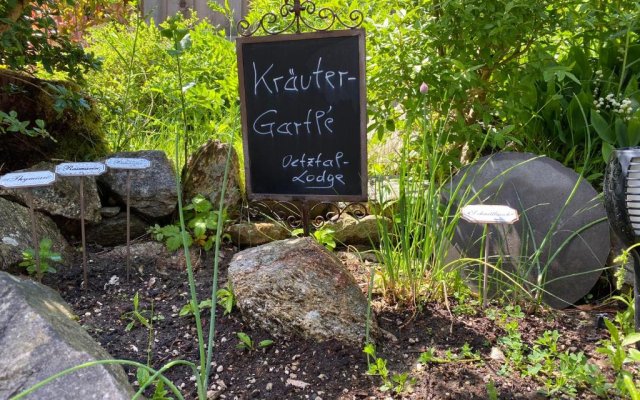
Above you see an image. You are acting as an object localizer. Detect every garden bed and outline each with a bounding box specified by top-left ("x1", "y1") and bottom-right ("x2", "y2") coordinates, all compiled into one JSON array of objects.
[{"x1": 45, "y1": 241, "x2": 617, "y2": 400}]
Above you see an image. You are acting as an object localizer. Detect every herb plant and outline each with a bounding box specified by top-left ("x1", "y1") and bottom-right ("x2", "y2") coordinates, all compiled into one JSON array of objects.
[
  {"x1": 235, "y1": 332, "x2": 273, "y2": 352},
  {"x1": 121, "y1": 292, "x2": 164, "y2": 332},
  {"x1": 20, "y1": 238, "x2": 62, "y2": 281}
]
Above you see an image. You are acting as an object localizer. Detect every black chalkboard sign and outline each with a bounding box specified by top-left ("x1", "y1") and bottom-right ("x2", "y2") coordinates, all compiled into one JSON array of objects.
[{"x1": 237, "y1": 29, "x2": 367, "y2": 201}]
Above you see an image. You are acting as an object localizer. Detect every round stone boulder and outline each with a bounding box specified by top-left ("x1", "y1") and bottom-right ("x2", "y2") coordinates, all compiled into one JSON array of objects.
[
  {"x1": 98, "y1": 150, "x2": 177, "y2": 219},
  {"x1": 444, "y1": 152, "x2": 609, "y2": 308},
  {"x1": 228, "y1": 237, "x2": 376, "y2": 345}
]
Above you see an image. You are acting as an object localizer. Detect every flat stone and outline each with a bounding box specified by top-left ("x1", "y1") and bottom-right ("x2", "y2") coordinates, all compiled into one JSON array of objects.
[
  {"x1": 227, "y1": 222, "x2": 290, "y2": 246},
  {"x1": 99, "y1": 206, "x2": 121, "y2": 218},
  {"x1": 328, "y1": 214, "x2": 389, "y2": 246},
  {"x1": 444, "y1": 152, "x2": 609, "y2": 308},
  {"x1": 228, "y1": 237, "x2": 376, "y2": 345},
  {"x1": 95, "y1": 241, "x2": 204, "y2": 275},
  {"x1": 86, "y1": 212, "x2": 150, "y2": 247},
  {"x1": 0, "y1": 197, "x2": 72, "y2": 271},
  {"x1": 0, "y1": 271, "x2": 135, "y2": 399},
  {"x1": 0, "y1": 161, "x2": 101, "y2": 223},
  {"x1": 99, "y1": 150, "x2": 177, "y2": 219}
]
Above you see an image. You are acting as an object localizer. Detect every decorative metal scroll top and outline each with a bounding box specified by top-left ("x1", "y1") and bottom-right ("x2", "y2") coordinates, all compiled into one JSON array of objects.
[{"x1": 237, "y1": 0, "x2": 364, "y2": 37}]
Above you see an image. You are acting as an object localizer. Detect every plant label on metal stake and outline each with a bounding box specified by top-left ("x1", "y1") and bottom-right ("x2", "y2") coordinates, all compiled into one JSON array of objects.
[
  {"x1": 105, "y1": 158, "x2": 151, "y2": 280},
  {"x1": 460, "y1": 205, "x2": 519, "y2": 308},
  {"x1": 0, "y1": 171, "x2": 56, "y2": 276},
  {"x1": 55, "y1": 162, "x2": 106, "y2": 289}
]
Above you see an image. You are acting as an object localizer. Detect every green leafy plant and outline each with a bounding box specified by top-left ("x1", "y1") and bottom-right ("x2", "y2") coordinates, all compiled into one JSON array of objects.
[
  {"x1": 136, "y1": 362, "x2": 173, "y2": 400},
  {"x1": 235, "y1": 332, "x2": 273, "y2": 352},
  {"x1": 487, "y1": 305, "x2": 609, "y2": 397},
  {"x1": 292, "y1": 226, "x2": 337, "y2": 251},
  {"x1": 486, "y1": 380, "x2": 499, "y2": 400},
  {"x1": 150, "y1": 224, "x2": 193, "y2": 252},
  {"x1": 178, "y1": 299, "x2": 212, "y2": 318},
  {"x1": 363, "y1": 343, "x2": 414, "y2": 394},
  {"x1": 216, "y1": 281, "x2": 236, "y2": 316},
  {"x1": 418, "y1": 343, "x2": 481, "y2": 365},
  {"x1": 150, "y1": 195, "x2": 227, "y2": 251},
  {"x1": 121, "y1": 292, "x2": 164, "y2": 332},
  {"x1": 179, "y1": 282, "x2": 235, "y2": 317},
  {"x1": 597, "y1": 317, "x2": 640, "y2": 394},
  {"x1": 20, "y1": 238, "x2": 62, "y2": 280},
  {"x1": 0, "y1": 0, "x2": 101, "y2": 80},
  {"x1": 0, "y1": 111, "x2": 50, "y2": 138}
]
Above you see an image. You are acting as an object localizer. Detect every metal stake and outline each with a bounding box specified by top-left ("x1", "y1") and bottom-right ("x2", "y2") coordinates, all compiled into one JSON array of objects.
[
  {"x1": 80, "y1": 176, "x2": 88, "y2": 289},
  {"x1": 482, "y1": 224, "x2": 490, "y2": 308},
  {"x1": 632, "y1": 249, "x2": 640, "y2": 349},
  {"x1": 301, "y1": 201, "x2": 310, "y2": 236},
  {"x1": 26, "y1": 190, "x2": 41, "y2": 278},
  {"x1": 126, "y1": 170, "x2": 131, "y2": 281}
]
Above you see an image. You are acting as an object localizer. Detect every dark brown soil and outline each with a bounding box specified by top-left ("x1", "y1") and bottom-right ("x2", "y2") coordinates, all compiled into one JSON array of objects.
[{"x1": 44, "y1": 241, "x2": 620, "y2": 400}]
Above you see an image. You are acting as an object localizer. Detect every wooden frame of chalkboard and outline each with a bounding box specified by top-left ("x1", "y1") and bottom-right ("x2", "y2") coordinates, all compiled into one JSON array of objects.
[{"x1": 237, "y1": 29, "x2": 367, "y2": 202}]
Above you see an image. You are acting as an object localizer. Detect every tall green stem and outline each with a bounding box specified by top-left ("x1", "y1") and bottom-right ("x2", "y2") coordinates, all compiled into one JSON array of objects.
[
  {"x1": 204, "y1": 134, "x2": 234, "y2": 389},
  {"x1": 173, "y1": 47, "x2": 206, "y2": 398}
]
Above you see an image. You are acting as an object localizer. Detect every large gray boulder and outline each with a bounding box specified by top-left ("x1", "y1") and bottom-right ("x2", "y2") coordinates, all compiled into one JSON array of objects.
[
  {"x1": 0, "y1": 197, "x2": 72, "y2": 270},
  {"x1": 445, "y1": 152, "x2": 610, "y2": 308},
  {"x1": 99, "y1": 150, "x2": 177, "y2": 219},
  {"x1": 0, "y1": 272, "x2": 135, "y2": 399},
  {"x1": 182, "y1": 140, "x2": 242, "y2": 214},
  {"x1": 0, "y1": 162, "x2": 101, "y2": 224},
  {"x1": 228, "y1": 237, "x2": 376, "y2": 345}
]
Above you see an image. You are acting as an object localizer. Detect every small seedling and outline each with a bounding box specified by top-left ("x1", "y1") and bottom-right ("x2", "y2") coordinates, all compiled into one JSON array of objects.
[
  {"x1": 121, "y1": 292, "x2": 164, "y2": 331},
  {"x1": 179, "y1": 283, "x2": 236, "y2": 317},
  {"x1": 417, "y1": 343, "x2": 481, "y2": 365},
  {"x1": 179, "y1": 299, "x2": 212, "y2": 317},
  {"x1": 364, "y1": 343, "x2": 415, "y2": 394},
  {"x1": 217, "y1": 282, "x2": 236, "y2": 316},
  {"x1": 20, "y1": 238, "x2": 61, "y2": 280},
  {"x1": 136, "y1": 367, "x2": 173, "y2": 400},
  {"x1": 235, "y1": 332, "x2": 273, "y2": 351}
]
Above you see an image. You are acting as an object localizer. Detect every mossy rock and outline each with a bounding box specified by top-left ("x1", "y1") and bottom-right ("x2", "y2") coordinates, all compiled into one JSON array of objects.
[{"x1": 0, "y1": 70, "x2": 109, "y2": 172}]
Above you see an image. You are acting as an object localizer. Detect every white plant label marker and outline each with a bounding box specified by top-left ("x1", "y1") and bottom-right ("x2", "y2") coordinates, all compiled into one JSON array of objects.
[
  {"x1": 105, "y1": 157, "x2": 151, "y2": 170},
  {"x1": 460, "y1": 204, "x2": 519, "y2": 307},
  {"x1": 55, "y1": 162, "x2": 106, "y2": 289},
  {"x1": 0, "y1": 170, "x2": 56, "y2": 188},
  {"x1": 0, "y1": 170, "x2": 56, "y2": 275},
  {"x1": 105, "y1": 157, "x2": 151, "y2": 280}
]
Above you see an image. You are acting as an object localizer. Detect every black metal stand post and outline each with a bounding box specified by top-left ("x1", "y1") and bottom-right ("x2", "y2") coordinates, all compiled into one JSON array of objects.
[
  {"x1": 632, "y1": 249, "x2": 640, "y2": 349},
  {"x1": 301, "y1": 201, "x2": 310, "y2": 236}
]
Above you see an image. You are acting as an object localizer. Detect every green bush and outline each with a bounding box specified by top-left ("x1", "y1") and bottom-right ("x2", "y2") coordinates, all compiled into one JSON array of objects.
[{"x1": 84, "y1": 14, "x2": 240, "y2": 163}]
